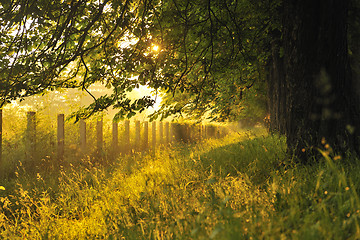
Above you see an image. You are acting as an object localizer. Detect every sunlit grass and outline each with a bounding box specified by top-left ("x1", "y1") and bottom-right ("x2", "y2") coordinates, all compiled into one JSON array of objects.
[{"x1": 1, "y1": 127, "x2": 360, "y2": 239}]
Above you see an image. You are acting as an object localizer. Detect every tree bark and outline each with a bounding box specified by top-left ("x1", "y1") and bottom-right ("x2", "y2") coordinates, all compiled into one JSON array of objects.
[
  {"x1": 283, "y1": 0, "x2": 360, "y2": 162},
  {"x1": 268, "y1": 30, "x2": 286, "y2": 134}
]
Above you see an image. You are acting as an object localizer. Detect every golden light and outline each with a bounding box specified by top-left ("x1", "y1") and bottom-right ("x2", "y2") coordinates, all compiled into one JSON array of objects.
[{"x1": 151, "y1": 44, "x2": 160, "y2": 52}]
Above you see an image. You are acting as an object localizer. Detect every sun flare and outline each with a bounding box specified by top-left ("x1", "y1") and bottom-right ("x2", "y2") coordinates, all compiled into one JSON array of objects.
[{"x1": 151, "y1": 44, "x2": 160, "y2": 52}]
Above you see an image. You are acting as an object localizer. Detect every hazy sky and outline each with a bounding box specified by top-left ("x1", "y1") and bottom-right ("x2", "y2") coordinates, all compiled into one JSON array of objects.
[{"x1": 5, "y1": 84, "x2": 162, "y2": 120}]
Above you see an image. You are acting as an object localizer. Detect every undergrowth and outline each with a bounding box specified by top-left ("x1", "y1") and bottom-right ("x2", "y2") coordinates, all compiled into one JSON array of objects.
[{"x1": 1, "y1": 127, "x2": 360, "y2": 239}]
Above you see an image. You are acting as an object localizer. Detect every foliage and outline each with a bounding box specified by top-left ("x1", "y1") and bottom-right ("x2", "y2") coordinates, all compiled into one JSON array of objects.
[
  {"x1": 0, "y1": 0, "x2": 280, "y2": 121},
  {"x1": 1, "y1": 128, "x2": 360, "y2": 239},
  {"x1": 149, "y1": 0, "x2": 280, "y2": 121},
  {"x1": 349, "y1": 0, "x2": 360, "y2": 83},
  {"x1": 0, "y1": 0, "x2": 157, "y2": 119}
]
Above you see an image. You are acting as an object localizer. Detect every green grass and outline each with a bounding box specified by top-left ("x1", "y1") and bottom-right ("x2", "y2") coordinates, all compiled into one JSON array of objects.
[
  {"x1": 1, "y1": 127, "x2": 360, "y2": 239},
  {"x1": 0, "y1": 108, "x2": 117, "y2": 179}
]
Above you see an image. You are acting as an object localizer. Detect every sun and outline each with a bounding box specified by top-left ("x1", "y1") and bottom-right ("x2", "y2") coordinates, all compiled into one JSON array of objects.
[{"x1": 151, "y1": 44, "x2": 160, "y2": 52}]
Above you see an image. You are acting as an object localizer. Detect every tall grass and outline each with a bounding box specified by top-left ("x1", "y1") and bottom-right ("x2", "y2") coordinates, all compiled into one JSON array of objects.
[
  {"x1": 1, "y1": 127, "x2": 360, "y2": 239},
  {"x1": 0, "y1": 107, "x2": 116, "y2": 179}
]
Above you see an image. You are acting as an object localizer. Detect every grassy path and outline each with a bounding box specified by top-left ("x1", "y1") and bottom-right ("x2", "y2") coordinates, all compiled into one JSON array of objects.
[{"x1": 1, "y1": 128, "x2": 360, "y2": 239}]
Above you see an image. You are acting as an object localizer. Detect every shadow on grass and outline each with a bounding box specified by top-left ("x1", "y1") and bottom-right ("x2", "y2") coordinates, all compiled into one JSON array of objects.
[{"x1": 198, "y1": 134, "x2": 286, "y2": 186}]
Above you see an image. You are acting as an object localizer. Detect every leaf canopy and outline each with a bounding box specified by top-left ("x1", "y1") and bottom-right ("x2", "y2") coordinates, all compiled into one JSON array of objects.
[{"x1": 0, "y1": 0, "x2": 280, "y2": 121}]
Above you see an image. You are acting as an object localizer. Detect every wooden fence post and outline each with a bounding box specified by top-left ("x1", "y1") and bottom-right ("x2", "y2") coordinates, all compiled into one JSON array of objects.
[
  {"x1": 211, "y1": 125, "x2": 214, "y2": 138},
  {"x1": 184, "y1": 124, "x2": 190, "y2": 143},
  {"x1": 205, "y1": 125, "x2": 212, "y2": 139},
  {"x1": 221, "y1": 126, "x2": 225, "y2": 138},
  {"x1": 152, "y1": 121, "x2": 156, "y2": 152},
  {"x1": 159, "y1": 122, "x2": 164, "y2": 145},
  {"x1": 165, "y1": 122, "x2": 170, "y2": 145},
  {"x1": 26, "y1": 111, "x2": 36, "y2": 159},
  {"x1": 191, "y1": 124, "x2": 195, "y2": 142},
  {"x1": 124, "y1": 120, "x2": 130, "y2": 153},
  {"x1": 171, "y1": 123, "x2": 176, "y2": 142},
  {"x1": 112, "y1": 121, "x2": 118, "y2": 153},
  {"x1": 135, "y1": 120, "x2": 140, "y2": 152},
  {"x1": 189, "y1": 124, "x2": 195, "y2": 143},
  {"x1": 172, "y1": 123, "x2": 178, "y2": 142},
  {"x1": 206, "y1": 125, "x2": 210, "y2": 139},
  {"x1": 216, "y1": 126, "x2": 220, "y2": 138},
  {"x1": 79, "y1": 119, "x2": 86, "y2": 153},
  {"x1": 187, "y1": 124, "x2": 192, "y2": 143},
  {"x1": 57, "y1": 114, "x2": 65, "y2": 161},
  {"x1": 201, "y1": 125, "x2": 205, "y2": 140},
  {"x1": 187, "y1": 124, "x2": 191, "y2": 143},
  {"x1": 97, "y1": 119, "x2": 103, "y2": 153},
  {"x1": 198, "y1": 125, "x2": 202, "y2": 141},
  {"x1": 143, "y1": 121, "x2": 149, "y2": 150}
]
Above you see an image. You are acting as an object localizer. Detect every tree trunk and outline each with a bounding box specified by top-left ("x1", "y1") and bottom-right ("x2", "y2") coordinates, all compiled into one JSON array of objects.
[
  {"x1": 283, "y1": 0, "x2": 360, "y2": 162},
  {"x1": 268, "y1": 30, "x2": 286, "y2": 134}
]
